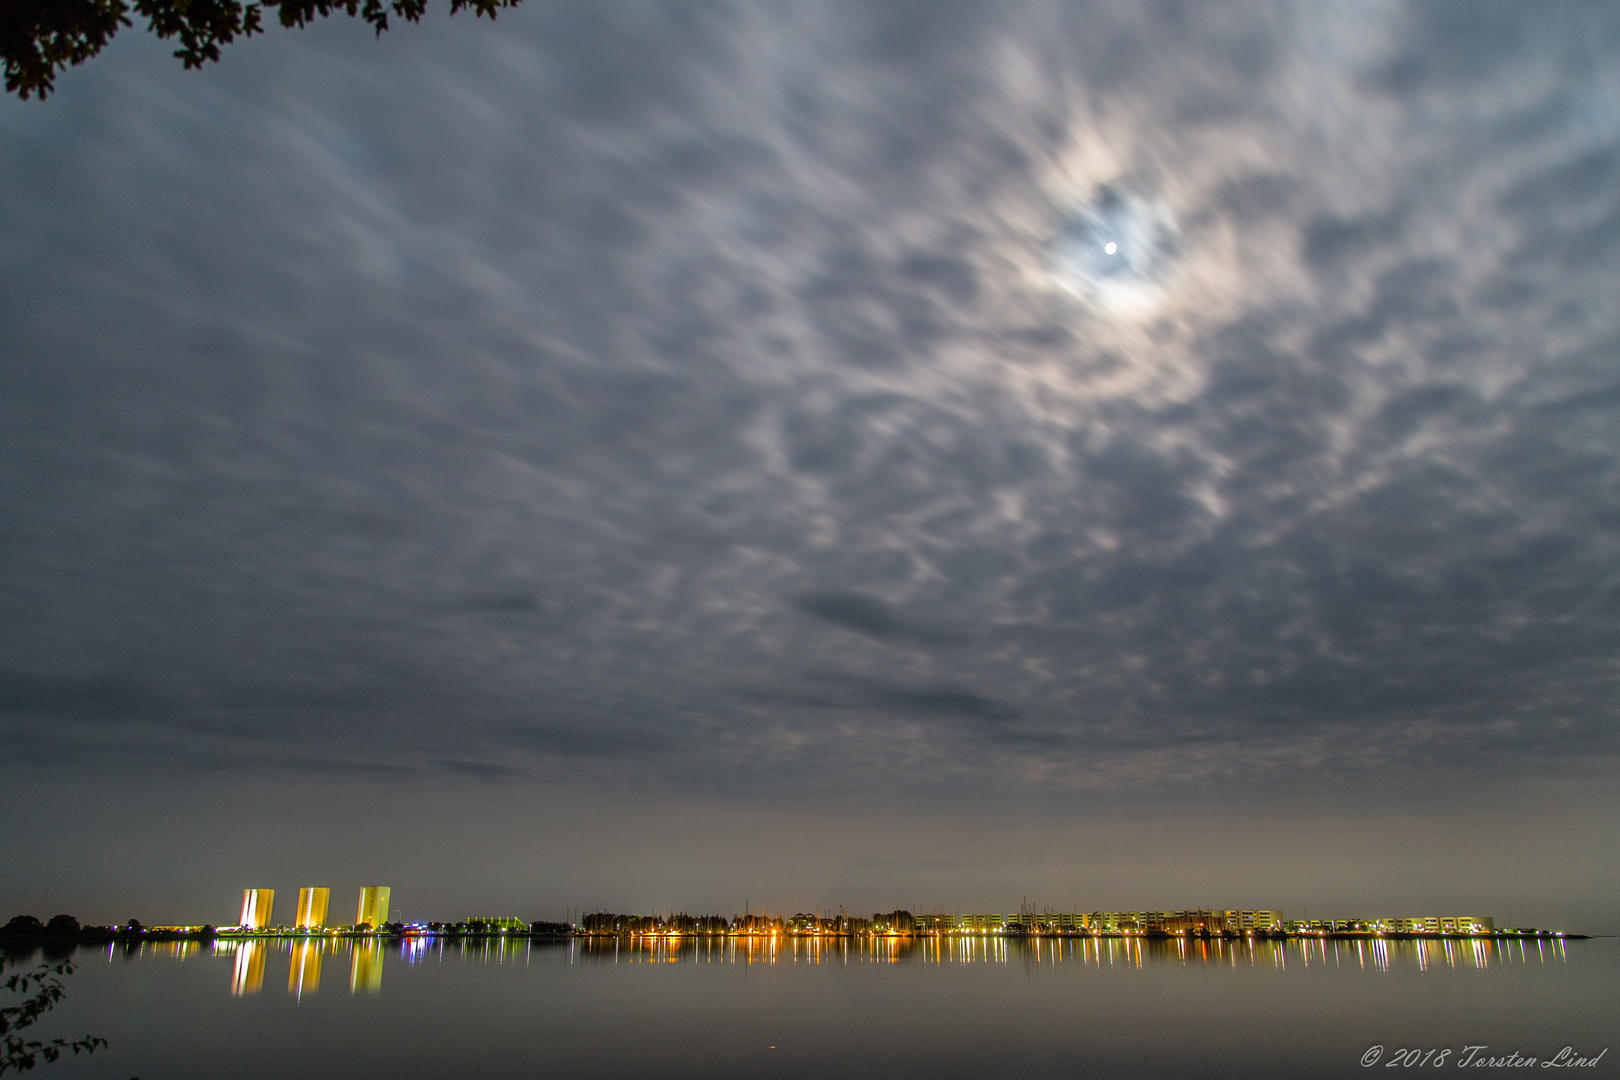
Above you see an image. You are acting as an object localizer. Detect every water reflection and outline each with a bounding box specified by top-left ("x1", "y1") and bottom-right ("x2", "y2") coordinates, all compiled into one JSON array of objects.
[
  {"x1": 10, "y1": 933, "x2": 1594, "y2": 1080},
  {"x1": 288, "y1": 941, "x2": 321, "y2": 1000},
  {"x1": 350, "y1": 942, "x2": 383, "y2": 995},
  {"x1": 63, "y1": 932, "x2": 1568, "y2": 999},
  {"x1": 231, "y1": 940, "x2": 266, "y2": 996},
  {"x1": 143, "y1": 940, "x2": 199, "y2": 960},
  {"x1": 572, "y1": 934, "x2": 1569, "y2": 972}
]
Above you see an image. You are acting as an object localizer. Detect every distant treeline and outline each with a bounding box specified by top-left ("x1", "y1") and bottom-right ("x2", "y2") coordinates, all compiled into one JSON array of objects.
[
  {"x1": 7, "y1": 912, "x2": 1577, "y2": 942},
  {"x1": 1, "y1": 914, "x2": 575, "y2": 939},
  {"x1": 580, "y1": 910, "x2": 921, "y2": 935},
  {"x1": 425, "y1": 920, "x2": 573, "y2": 936},
  {"x1": 2, "y1": 914, "x2": 138, "y2": 939},
  {"x1": 582, "y1": 912, "x2": 732, "y2": 934}
]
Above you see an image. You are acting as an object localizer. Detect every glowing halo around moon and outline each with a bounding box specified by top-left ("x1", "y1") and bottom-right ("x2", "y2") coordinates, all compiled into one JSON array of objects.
[{"x1": 1046, "y1": 186, "x2": 1176, "y2": 317}]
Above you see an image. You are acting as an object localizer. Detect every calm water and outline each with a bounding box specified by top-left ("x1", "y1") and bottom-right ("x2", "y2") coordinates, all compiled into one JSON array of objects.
[{"x1": 9, "y1": 936, "x2": 1613, "y2": 1079}]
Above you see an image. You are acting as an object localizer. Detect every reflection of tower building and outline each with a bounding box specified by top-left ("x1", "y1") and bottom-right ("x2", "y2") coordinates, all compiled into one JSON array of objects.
[
  {"x1": 356, "y1": 886, "x2": 391, "y2": 929},
  {"x1": 295, "y1": 888, "x2": 330, "y2": 929},
  {"x1": 288, "y1": 940, "x2": 322, "y2": 999},
  {"x1": 240, "y1": 889, "x2": 274, "y2": 929},
  {"x1": 231, "y1": 940, "x2": 266, "y2": 995},
  {"x1": 350, "y1": 941, "x2": 383, "y2": 994}
]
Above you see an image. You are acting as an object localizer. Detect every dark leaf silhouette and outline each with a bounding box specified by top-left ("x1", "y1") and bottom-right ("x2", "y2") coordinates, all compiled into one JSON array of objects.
[
  {"x1": 0, "y1": 956, "x2": 108, "y2": 1075},
  {"x1": 1, "y1": 0, "x2": 521, "y2": 100}
]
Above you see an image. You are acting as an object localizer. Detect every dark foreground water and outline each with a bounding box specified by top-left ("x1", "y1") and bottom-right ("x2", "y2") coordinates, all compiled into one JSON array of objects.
[{"x1": 8, "y1": 935, "x2": 1613, "y2": 1080}]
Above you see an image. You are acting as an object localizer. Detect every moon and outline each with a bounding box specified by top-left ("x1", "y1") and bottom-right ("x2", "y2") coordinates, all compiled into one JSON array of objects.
[{"x1": 1047, "y1": 186, "x2": 1175, "y2": 314}]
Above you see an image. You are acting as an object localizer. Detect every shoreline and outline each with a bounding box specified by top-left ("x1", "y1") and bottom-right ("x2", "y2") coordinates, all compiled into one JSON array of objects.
[{"x1": 0, "y1": 928, "x2": 1589, "y2": 945}]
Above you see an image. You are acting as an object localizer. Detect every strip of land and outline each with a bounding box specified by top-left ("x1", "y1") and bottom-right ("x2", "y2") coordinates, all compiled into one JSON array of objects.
[{"x1": 0, "y1": 909, "x2": 1585, "y2": 942}]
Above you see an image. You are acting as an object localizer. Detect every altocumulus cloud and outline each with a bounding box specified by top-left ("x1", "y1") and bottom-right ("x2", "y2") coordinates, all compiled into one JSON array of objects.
[{"x1": 0, "y1": 0, "x2": 1616, "y2": 795}]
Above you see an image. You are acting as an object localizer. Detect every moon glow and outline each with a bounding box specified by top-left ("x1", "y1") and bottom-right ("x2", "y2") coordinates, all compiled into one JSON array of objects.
[{"x1": 1047, "y1": 186, "x2": 1175, "y2": 314}]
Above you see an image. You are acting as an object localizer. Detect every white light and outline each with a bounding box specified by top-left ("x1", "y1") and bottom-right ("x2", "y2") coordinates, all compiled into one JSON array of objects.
[{"x1": 1104, "y1": 241, "x2": 1118, "y2": 255}]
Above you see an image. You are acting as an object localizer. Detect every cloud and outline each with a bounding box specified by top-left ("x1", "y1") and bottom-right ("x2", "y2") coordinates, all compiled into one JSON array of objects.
[
  {"x1": 0, "y1": 0, "x2": 1616, "y2": 800},
  {"x1": 793, "y1": 590, "x2": 965, "y2": 646},
  {"x1": 0, "y1": 670, "x2": 176, "y2": 721}
]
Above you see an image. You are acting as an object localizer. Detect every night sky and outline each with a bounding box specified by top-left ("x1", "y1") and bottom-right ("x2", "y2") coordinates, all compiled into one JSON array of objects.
[{"x1": 2, "y1": 0, "x2": 1617, "y2": 932}]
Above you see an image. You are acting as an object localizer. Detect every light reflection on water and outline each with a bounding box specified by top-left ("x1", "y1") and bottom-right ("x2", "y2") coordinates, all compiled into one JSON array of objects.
[
  {"x1": 9, "y1": 935, "x2": 1606, "y2": 1080},
  {"x1": 288, "y1": 941, "x2": 320, "y2": 1000},
  {"x1": 82, "y1": 933, "x2": 1571, "y2": 999},
  {"x1": 572, "y1": 934, "x2": 1567, "y2": 974}
]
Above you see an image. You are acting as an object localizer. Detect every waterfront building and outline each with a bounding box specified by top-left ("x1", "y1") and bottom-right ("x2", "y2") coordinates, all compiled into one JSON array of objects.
[
  {"x1": 295, "y1": 888, "x2": 330, "y2": 929},
  {"x1": 239, "y1": 888, "x2": 274, "y2": 929},
  {"x1": 1369, "y1": 915, "x2": 1495, "y2": 934},
  {"x1": 1162, "y1": 910, "x2": 1228, "y2": 934},
  {"x1": 871, "y1": 910, "x2": 917, "y2": 934},
  {"x1": 1223, "y1": 910, "x2": 1282, "y2": 932},
  {"x1": 356, "y1": 886, "x2": 391, "y2": 929}
]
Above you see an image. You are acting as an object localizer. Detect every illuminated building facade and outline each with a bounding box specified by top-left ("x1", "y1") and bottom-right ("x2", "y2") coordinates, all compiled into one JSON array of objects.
[
  {"x1": 1369, "y1": 915, "x2": 1495, "y2": 934},
  {"x1": 239, "y1": 888, "x2": 274, "y2": 929},
  {"x1": 295, "y1": 888, "x2": 330, "y2": 929},
  {"x1": 1162, "y1": 911, "x2": 1221, "y2": 934},
  {"x1": 356, "y1": 886, "x2": 391, "y2": 928},
  {"x1": 1227, "y1": 910, "x2": 1282, "y2": 932}
]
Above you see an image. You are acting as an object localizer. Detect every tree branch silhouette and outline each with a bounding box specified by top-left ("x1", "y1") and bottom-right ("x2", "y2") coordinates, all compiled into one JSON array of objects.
[
  {"x1": 2, "y1": 0, "x2": 521, "y2": 100},
  {"x1": 0, "y1": 956, "x2": 108, "y2": 1075}
]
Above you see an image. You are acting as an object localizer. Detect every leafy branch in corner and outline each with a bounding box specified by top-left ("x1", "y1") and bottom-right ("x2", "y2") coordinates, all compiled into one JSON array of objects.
[
  {"x1": 0, "y1": 957, "x2": 107, "y2": 1075},
  {"x1": 1, "y1": 0, "x2": 522, "y2": 100}
]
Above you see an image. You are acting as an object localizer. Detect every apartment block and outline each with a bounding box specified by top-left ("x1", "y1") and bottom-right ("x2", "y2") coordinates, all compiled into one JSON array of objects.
[
  {"x1": 239, "y1": 888, "x2": 274, "y2": 929},
  {"x1": 356, "y1": 886, "x2": 391, "y2": 929},
  {"x1": 295, "y1": 888, "x2": 330, "y2": 929}
]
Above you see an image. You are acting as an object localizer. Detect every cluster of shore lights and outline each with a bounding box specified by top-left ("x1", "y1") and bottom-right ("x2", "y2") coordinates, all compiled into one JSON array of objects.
[
  {"x1": 195, "y1": 923, "x2": 1551, "y2": 938},
  {"x1": 212, "y1": 925, "x2": 432, "y2": 936},
  {"x1": 605, "y1": 926, "x2": 1523, "y2": 938},
  {"x1": 625, "y1": 929, "x2": 777, "y2": 938},
  {"x1": 607, "y1": 928, "x2": 1248, "y2": 938}
]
